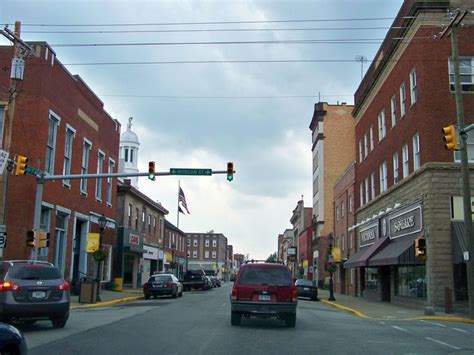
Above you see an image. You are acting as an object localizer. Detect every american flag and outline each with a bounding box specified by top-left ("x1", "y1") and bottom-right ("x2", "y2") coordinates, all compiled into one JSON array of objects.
[{"x1": 178, "y1": 187, "x2": 190, "y2": 214}]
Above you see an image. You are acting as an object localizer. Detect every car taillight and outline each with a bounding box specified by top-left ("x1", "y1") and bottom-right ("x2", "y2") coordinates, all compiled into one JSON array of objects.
[
  {"x1": 292, "y1": 289, "x2": 298, "y2": 302},
  {"x1": 0, "y1": 281, "x2": 20, "y2": 291},
  {"x1": 231, "y1": 288, "x2": 238, "y2": 301},
  {"x1": 167, "y1": 282, "x2": 174, "y2": 288},
  {"x1": 143, "y1": 283, "x2": 150, "y2": 290},
  {"x1": 58, "y1": 282, "x2": 70, "y2": 291}
]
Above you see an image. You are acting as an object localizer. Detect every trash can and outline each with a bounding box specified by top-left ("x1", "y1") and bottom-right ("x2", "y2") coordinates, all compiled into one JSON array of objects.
[
  {"x1": 114, "y1": 277, "x2": 123, "y2": 292},
  {"x1": 79, "y1": 279, "x2": 98, "y2": 303}
]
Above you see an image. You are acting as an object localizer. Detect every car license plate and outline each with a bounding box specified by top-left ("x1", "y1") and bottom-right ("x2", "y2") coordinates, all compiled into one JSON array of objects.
[
  {"x1": 259, "y1": 294, "x2": 271, "y2": 301},
  {"x1": 32, "y1": 291, "x2": 46, "y2": 299},
  {"x1": 304, "y1": 287, "x2": 310, "y2": 291}
]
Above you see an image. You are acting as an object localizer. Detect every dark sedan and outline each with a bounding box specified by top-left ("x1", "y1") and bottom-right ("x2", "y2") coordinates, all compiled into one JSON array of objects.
[
  {"x1": 295, "y1": 279, "x2": 318, "y2": 301},
  {"x1": 143, "y1": 274, "x2": 183, "y2": 299}
]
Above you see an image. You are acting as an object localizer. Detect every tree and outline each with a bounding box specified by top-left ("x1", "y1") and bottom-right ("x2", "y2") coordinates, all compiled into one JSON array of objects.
[{"x1": 266, "y1": 252, "x2": 278, "y2": 263}]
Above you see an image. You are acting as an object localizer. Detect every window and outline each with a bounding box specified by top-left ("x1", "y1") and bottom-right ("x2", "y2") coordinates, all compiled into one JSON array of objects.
[
  {"x1": 448, "y1": 57, "x2": 474, "y2": 92},
  {"x1": 358, "y1": 140, "x2": 363, "y2": 162},
  {"x1": 400, "y1": 83, "x2": 406, "y2": 117},
  {"x1": 130, "y1": 149, "x2": 134, "y2": 163},
  {"x1": 390, "y1": 95, "x2": 397, "y2": 127},
  {"x1": 95, "y1": 150, "x2": 105, "y2": 201},
  {"x1": 379, "y1": 161, "x2": 387, "y2": 193},
  {"x1": 142, "y1": 209, "x2": 146, "y2": 231},
  {"x1": 106, "y1": 159, "x2": 115, "y2": 205},
  {"x1": 402, "y1": 144, "x2": 409, "y2": 178},
  {"x1": 395, "y1": 265, "x2": 426, "y2": 299},
  {"x1": 39, "y1": 207, "x2": 51, "y2": 257},
  {"x1": 124, "y1": 148, "x2": 129, "y2": 162},
  {"x1": 365, "y1": 178, "x2": 369, "y2": 203},
  {"x1": 370, "y1": 173, "x2": 375, "y2": 200},
  {"x1": 413, "y1": 133, "x2": 420, "y2": 171},
  {"x1": 341, "y1": 234, "x2": 345, "y2": 252},
  {"x1": 365, "y1": 267, "x2": 378, "y2": 291},
  {"x1": 193, "y1": 239, "x2": 198, "y2": 247},
  {"x1": 154, "y1": 217, "x2": 157, "y2": 235},
  {"x1": 80, "y1": 139, "x2": 92, "y2": 194},
  {"x1": 336, "y1": 207, "x2": 340, "y2": 221},
  {"x1": 359, "y1": 183, "x2": 364, "y2": 206},
  {"x1": 193, "y1": 250, "x2": 198, "y2": 258},
  {"x1": 45, "y1": 111, "x2": 60, "y2": 174},
  {"x1": 205, "y1": 250, "x2": 209, "y2": 259},
  {"x1": 135, "y1": 208, "x2": 139, "y2": 230},
  {"x1": 364, "y1": 133, "x2": 368, "y2": 158},
  {"x1": 409, "y1": 69, "x2": 417, "y2": 105},
  {"x1": 393, "y1": 153, "x2": 399, "y2": 183},
  {"x1": 187, "y1": 239, "x2": 191, "y2": 247},
  {"x1": 148, "y1": 214, "x2": 151, "y2": 233},
  {"x1": 0, "y1": 106, "x2": 5, "y2": 148},
  {"x1": 187, "y1": 250, "x2": 190, "y2": 257},
  {"x1": 212, "y1": 251, "x2": 217, "y2": 259},
  {"x1": 349, "y1": 195, "x2": 353, "y2": 213},
  {"x1": 212, "y1": 240, "x2": 217, "y2": 247},
  {"x1": 205, "y1": 239, "x2": 210, "y2": 247},
  {"x1": 349, "y1": 230, "x2": 353, "y2": 250},
  {"x1": 62, "y1": 125, "x2": 75, "y2": 186},
  {"x1": 455, "y1": 131, "x2": 474, "y2": 162},
  {"x1": 369, "y1": 125, "x2": 374, "y2": 151},
  {"x1": 378, "y1": 110, "x2": 386, "y2": 141},
  {"x1": 128, "y1": 204, "x2": 132, "y2": 227},
  {"x1": 341, "y1": 201, "x2": 345, "y2": 218}
]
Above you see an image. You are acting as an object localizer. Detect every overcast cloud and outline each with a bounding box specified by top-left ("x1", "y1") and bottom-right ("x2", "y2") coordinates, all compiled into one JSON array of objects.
[{"x1": 1, "y1": 0, "x2": 403, "y2": 259}]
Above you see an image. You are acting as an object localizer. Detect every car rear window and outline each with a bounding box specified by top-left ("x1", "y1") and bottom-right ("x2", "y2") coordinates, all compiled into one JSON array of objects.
[
  {"x1": 151, "y1": 275, "x2": 171, "y2": 282},
  {"x1": 8, "y1": 265, "x2": 62, "y2": 280},
  {"x1": 296, "y1": 279, "x2": 313, "y2": 286},
  {"x1": 238, "y1": 266, "x2": 291, "y2": 286}
]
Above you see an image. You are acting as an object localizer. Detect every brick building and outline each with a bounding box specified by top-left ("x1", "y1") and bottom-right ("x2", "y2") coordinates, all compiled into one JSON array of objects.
[
  {"x1": 187, "y1": 232, "x2": 228, "y2": 278},
  {"x1": 309, "y1": 102, "x2": 355, "y2": 286},
  {"x1": 163, "y1": 220, "x2": 187, "y2": 278},
  {"x1": 0, "y1": 42, "x2": 120, "y2": 290},
  {"x1": 345, "y1": 0, "x2": 473, "y2": 312}
]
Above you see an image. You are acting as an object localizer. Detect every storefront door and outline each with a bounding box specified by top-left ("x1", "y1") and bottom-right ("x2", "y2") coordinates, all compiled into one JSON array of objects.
[{"x1": 381, "y1": 266, "x2": 391, "y2": 302}]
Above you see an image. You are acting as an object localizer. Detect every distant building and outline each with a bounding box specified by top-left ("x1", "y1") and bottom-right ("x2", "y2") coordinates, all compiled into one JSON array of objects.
[
  {"x1": 163, "y1": 220, "x2": 187, "y2": 279},
  {"x1": 186, "y1": 232, "x2": 228, "y2": 277}
]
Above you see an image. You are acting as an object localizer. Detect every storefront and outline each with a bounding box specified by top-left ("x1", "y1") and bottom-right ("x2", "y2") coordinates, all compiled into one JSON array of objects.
[
  {"x1": 142, "y1": 245, "x2": 160, "y2": 284},
  {"x1": 116, "y1": 227, "x2": 144, "y2": 289}
]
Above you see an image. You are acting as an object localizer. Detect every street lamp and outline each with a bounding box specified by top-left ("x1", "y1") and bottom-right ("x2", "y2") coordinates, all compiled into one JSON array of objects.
[
  {"x1": 96, "y1": 214, "x2": 107, "y2": 302},
  {"x1": 327, "y1": 233, "x2": 336, "y2": 301}
]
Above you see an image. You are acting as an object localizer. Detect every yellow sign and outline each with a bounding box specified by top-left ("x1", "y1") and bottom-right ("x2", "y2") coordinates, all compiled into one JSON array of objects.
[
  {"x1": 86, "y1": 233, "x2": 100, "y2": 253},
  {"x1": 165, "y1": 252, "x2": 173, "y2": 263},
  {"x1": 332, "y1": 247, "x2": 342, "y2": 263},
  {"x1": 303, "y1": 260, "x2": 309, "y2": 268}
]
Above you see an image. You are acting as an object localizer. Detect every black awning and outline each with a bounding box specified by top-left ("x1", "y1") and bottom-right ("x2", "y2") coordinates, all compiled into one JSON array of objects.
[
  {"x1": 368, "y1": 234, "x2": 422, "y2": 266},
  {"x1": 452, "y1": 221, "x2": 468, "y2": 264},
  {"x1": 344, "y1": 236, "x2": 389, "y2": 268}
]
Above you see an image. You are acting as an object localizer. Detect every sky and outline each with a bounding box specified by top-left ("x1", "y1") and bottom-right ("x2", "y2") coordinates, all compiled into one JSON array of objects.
[{"x1": 1, "y1": 0, "x2": 404, "y2": 259}]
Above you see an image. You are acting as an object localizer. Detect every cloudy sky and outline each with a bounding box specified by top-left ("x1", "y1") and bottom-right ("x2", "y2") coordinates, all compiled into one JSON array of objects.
[{"x1": 1, "y1": 0, "x2": 403, "y2": 259}]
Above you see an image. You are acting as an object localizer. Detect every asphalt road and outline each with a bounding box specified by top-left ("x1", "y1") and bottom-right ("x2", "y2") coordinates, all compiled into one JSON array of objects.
[{"x1": 21, "y1": 283, "x2": 474, "y2": 355}]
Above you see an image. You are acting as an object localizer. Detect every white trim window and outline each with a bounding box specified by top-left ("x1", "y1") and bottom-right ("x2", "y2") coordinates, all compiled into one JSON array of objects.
[
  {"x1": 370, "y1": 173, "x2": 375, "y2": 200},
  {"x1": 400, "y1": 83, "x2": 406, "y2": 117},
  {"x1": 349, "y1": 194, "x2": 353, "y2": 213},
  {"x1": 106, "y1": 159, "x2": 115, "y2": 206},
  {"x1": 390, "y1": 95, "x2": 397, "y2": 127},
  {"x1": 409, "y1": 68, "x2": 417, "y2": 105},
  {"x1": 393, "y1": 152, "x2": 400, "y2": 183},
  {"x1": 455, "y1": 131, "x2": 474, "y2": 162},
  {"x1": 378, "y1": 110, "x2": 386, "y2": 141},
  {"x1": 80, "y1": 139, "x2": 92, "y2": 194},
  {"x1": 95, "y1": 150, "x2": 105, "y2": 201},
  {"x1": 379, "y1": 161, "x2": 388, "y2": 193},
  {"x1": 45, "y1": 111, "x2": 60, "y2": 174},
  {"x1": 205, "y1": 239, "x2": 210, "y2": 247},
  {"x1": 212, "y1": 251, "x2": 217, "y2": 259},
  {"x1": 365, "y1": 177, "x2": 369, "y2": 203},
  {"x1": 364, "y1": 133, "x2": 368, "y2": 158},
  {"x1": 205, "y1": 250, "x2": 209, "y2": 259},
  {"x1": 341, "y1": 201, "x2": 345, "y2": 218},
  {"x1": 402, "y1": 144, "x2": 409, "y2": 178},
  {"x1": 413, "y1": 133, "x2": 420, "y2": 171},
  {"x1": 193, "y1": 239, "x2": 198, "y2": 247},
  {"x1": 192, "y1": 250, "x2": 198, "y2": 258},
  {"x1": 212, "y1": 240, "x2": 217, "y2": 247},
  {"x1": 359, "y1": 183, "x2": 364, "y2": 207},
  {"x1": 369, "y1": 125, "x2": 374, "y2": 151},
  {"x1": 359, "y1": 140, "x2": 363, "y2": 163},
  {"x1": 0, "y1": 106, "x2": 5, "y2": 149},
  {"x1": 62, "y1": 125, "x2": 75, "y2": 187},
  {"x1": 448, "y1": 57, "x2": 474, "y2": 92}
]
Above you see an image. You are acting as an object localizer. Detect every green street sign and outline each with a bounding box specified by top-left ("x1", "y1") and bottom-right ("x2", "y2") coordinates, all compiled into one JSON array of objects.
[
  {"x1": 170, "y1": 168, "x2": 212, "y2": 176},
  {"x1": 25, "y1": 166, "x2": 38, "y2": 176}
]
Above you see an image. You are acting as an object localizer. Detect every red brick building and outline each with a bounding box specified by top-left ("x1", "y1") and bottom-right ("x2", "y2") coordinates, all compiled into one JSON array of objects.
[
  {"x1": 164, "y1": 220, "x2": 187, "y2": 278},
  {"x1": 346, "y1": 0, "x2": 473, "y2": 311},
  {"x1": 0, "y1": 42, "x2": 120, "y2": 290}
]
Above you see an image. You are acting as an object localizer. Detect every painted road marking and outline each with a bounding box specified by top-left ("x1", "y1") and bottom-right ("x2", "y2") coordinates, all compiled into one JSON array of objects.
[
  {"x1": 378, "y1": 321, "x2": 386, "y2": 325},
  {"x1": 451, "y1": 328, "x2": 468, "y2": 334},
  {"x1": 391, "y1": 325, "x2": 409, "y2": 333},
  {"x1": 419, "y1": 320, "x2": 447, "y2": 328},
  {"x1": 425, "y1": 337, "x2": 461, "y2": 351}
]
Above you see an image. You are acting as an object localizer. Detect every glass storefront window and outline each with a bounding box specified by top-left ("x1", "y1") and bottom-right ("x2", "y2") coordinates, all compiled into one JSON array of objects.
[
  {"x1": 395, "y1": 265, "x2": 426, "y2": 299},
  {"x1": 365, "y1": 267, "x2": 378, "y2": 291}
]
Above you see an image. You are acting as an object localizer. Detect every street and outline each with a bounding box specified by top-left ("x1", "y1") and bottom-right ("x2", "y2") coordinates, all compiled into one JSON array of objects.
[{"x1": 19, "y1": 283, "x2": 473, "y2": 355}]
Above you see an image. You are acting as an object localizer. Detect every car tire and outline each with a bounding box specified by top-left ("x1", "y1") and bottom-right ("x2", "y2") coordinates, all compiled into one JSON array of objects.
[
  {"x1": 231, "y1": 312, "x2": 241, "y2": 326},
  {"x1": 51, "y1": 315, "x2": 68, "y2": 329},
  {"x1": 179, "y1": 290, "x2": 183, "y2": 297},
  {"x1": 144, "y1": 293, "x2": 151, "y2": 300},
  {"x1": 285, "y1": 314, "x2": 296, "y2": 328}
]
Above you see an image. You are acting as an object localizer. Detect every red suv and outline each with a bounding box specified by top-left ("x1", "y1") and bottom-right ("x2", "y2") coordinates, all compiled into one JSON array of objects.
[{"x1": 230, "y1": 262, "x2": 297, "y2": 327}]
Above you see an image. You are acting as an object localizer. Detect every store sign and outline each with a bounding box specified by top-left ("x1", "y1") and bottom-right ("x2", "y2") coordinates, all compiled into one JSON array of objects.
[
  {"x1": 143, "y1": 245, "x2": 159, "y2": 260},
  {"x1": 359, "y1": 222, "x2": 379, "y2": 248},
  {"x1": 287, "y1": 247, "x2": 297, "y2": 256},
  {"x1": 129, "y1": 234, "x2": 140, "y2": 245},
  {"x1": 389, "y1": 202, "x2": 422, "y2": 240}
]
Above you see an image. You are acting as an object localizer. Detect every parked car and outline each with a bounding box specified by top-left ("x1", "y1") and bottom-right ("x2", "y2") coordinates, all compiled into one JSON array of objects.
[
  {"x1": 181, "y1": 270, "x2": 207, "y2": 291},
  {"x1": 214, "y1": 277, "x2": 221, "y2": 287},
  {"x1": 0, "y1": 322, "x2": 27, "y2": 355},
  {"x1": 0, "y1": 260, "x2": 70, "y2": 328},
  {"x1": 204, "y1": 276, "x2": 213, "y2": 290},
  {"x1": 143, "y1": 274, "x2": 183, "y2": 299},
  {"x1": 209, "y1": 276, "x2": 221, "y2": 288},
  {"x1": 295, "y1": 279, "x2": 318, "y2": 301},
  {"x1": 230, "y1": 261, "x2": 297, "y2": 327}
]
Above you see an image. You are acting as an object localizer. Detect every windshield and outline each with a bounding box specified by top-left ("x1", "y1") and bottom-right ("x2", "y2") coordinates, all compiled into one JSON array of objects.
[
  {"x1": 238, "y1": 267, "x2": 291, "y2": 286},
  {"x1": 295, "y1": 279, "x2": 314, "y2": 287},
  {"x1": 150, "y1": 275, "x2": 172, "y2": 283}
]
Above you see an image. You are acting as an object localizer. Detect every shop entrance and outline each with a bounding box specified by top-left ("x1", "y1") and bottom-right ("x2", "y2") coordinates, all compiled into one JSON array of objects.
[{"x1": 381, "y1": 266, "x2": 391, "y2": 302}]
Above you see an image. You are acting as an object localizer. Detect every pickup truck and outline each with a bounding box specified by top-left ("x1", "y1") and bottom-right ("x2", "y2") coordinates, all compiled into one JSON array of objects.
[{"x1": 181, "y1": 269, "x2": 207, "y2": 291}]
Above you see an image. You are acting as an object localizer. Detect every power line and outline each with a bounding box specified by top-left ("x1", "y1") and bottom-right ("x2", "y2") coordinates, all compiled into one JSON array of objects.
[
  {"x1": 99, "y1": 94, "x2": 354, "y2": 99},
  {"x1": 10, "y1": 17, "x2": 398, "y2": 27}
]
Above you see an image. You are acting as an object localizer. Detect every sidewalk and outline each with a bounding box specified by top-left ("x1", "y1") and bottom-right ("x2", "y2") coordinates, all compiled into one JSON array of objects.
[
  {"x1": 70, "y1": 289, "x2": 143, "y2": 309},
  {"x1": 317, "y1": 289, "x2": 473, "y2": 324}
]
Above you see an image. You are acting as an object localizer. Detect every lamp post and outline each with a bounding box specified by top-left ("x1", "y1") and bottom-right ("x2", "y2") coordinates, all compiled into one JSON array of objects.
[
  {"x1": 327, "y1": 233, "x2": 336, "y2": 301},
  {"x1": 96, "y1": 214, "x2": 107, "y2": 302}
]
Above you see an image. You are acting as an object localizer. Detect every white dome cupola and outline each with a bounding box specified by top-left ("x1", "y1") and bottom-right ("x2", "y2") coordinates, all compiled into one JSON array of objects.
[{"x1": 119, "y1": 117, "x2": 140, "y2": 187}]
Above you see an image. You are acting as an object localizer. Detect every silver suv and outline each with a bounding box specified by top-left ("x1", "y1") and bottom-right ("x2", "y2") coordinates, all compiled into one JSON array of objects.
[{"x1": 0, "y1": 260, "x2": 70, "y2": 328}]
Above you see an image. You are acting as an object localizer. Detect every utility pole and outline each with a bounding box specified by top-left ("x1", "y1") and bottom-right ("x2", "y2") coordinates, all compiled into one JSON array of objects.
[{"x1": 441, "y1": 9, "x2": 473, "y2": 319}]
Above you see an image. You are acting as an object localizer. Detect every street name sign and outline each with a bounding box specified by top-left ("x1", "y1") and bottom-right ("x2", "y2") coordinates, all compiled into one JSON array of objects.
[{"x1": 170, "y1": 168, "x2": 212, "y2": 176}]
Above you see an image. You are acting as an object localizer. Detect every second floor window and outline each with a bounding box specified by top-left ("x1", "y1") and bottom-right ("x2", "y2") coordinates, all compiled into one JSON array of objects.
[
  {"x1": 400, "y1": 83, "x2": 406, "y2": 117},
  {"x1": 212, "y1": 251, "x2": 217, "y2": 259},
  {"x1": 205, "y1": 239, "x2": 210, "y2": 247},
  {"x1": 359, "y1": 183, "x2": 364, "y2": 207},
  {"x1": 213, "y1": 240, "x2": 217, "y2": 247},
  {"x1": 393, "y1": 152, "x2": 399, "y2": 182},
  {"x1": 364, "y1": 134, "x2": 368, "y2": 158},
  {"x1": 402, "y1": 144, "x2": 409, "y2": 178},
  {"x1": 390, "y1": 95, "x2": 397, "y2": 127},
  {"x1": 205, "y1": 250, "x2": 209, "y2": 259},
  {"x1": 369, "y1": 125, "x2": 374, "y2": 151},
  {"x1": 128, "y1": 204, "x2": 132, "y2": 227},
  {"x1": 193, "y1": 250, "x2": 198, "y2": 258},
  {"x1": 95, "y1": 150, "x2": 105, "y2": 201},
  {"x1": 80, "y1": 139, "x2": 91, "y2": 194},
  {"x1": 378, "y1": 110, "x2": 386, "y2": 141},
  {"x1": 63, "y1": 125, "x2": 75, "y2": 186},
  {"x1": 370, "y1": 173, "x2": 375, "y2": 200},
  {"x1": 449, "y1": 57, "x2": 474, "y2": 92},
  {"x1": 379, "y1": 161, "x2": 387, "y2": 193},
  {"x1": 413, "y1": 133, "x2": 420, "y2": 171},
  {"x1": 45, "y1": 111, "x2": 60, "y2": 174},
  {"x1": 193, "y1": 239, "x2": 198, "y2": 247},
  {"x1": 410, "y1": 69, "x2": 417, "y2": 105},
  {"x1": 365, "y1": 178, "x2": 369, "y2": 203},
  {"x1": 359, "y1": 140, "x2": 363, "y2": 163},
  {"x1": 349, "y1": 194, "x2": 353, "y2": 213},
  {"x1": 106, "y1": 159, "x2": 115, "y2": 205}
]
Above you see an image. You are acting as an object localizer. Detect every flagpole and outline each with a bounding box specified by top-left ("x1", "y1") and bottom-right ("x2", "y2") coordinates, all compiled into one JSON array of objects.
[{"x1": 177, "y1": 179, "x2": 180, "y2": 229}]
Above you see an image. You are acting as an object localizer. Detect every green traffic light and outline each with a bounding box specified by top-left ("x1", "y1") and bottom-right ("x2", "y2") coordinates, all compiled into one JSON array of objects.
[
  {"x1": 227, "y1": 175, "x2": 233, "y2": 182},
  {"x1": 148, "y1": 174, "x2": 155, "y2": 181}
]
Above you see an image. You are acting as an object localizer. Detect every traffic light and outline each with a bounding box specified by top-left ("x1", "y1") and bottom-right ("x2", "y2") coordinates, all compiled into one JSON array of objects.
[
  {"x1": 15, "y1": 155, "x2": 28, "y2": 176},
  {"x1": 414, "y1": 237, "x2": 426, "y2": 259},
  {"x1": 26, "y1": 231, "x2": 35, "y2": 247},
  {"x1": 441, "y1": 125, "x2": 459, "y2": 151},
  {"x1": 227, "y1": 162, "x2": 234, "y2": 182},
  {"x1": 38, "y1": 232, "x2": 50, "y2": 248},
  {"x1": 148, "y1": 161, "x2": 155, "y2": 181}
]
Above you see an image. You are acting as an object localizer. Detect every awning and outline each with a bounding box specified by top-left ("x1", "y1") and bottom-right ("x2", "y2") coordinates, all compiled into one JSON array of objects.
[
  {"x1": 344, "y1": 236, "x2": 389, "y2": 268},
  {"x1": 368, "y1": 234, "x2": 422, "y2": 266},
  {"x1": 452, "y1": 221, "x2": 468, "y2": 264}
]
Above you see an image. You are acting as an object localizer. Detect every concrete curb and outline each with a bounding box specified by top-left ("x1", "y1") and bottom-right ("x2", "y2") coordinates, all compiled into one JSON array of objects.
[
  {"x1": 70, "y1": 296, "x2": 144, "y2": 310},
  {"x1": 120, "y1": 290, "x2": 142, "y2": 294},
  {"x1": 320, "y1": 300, "x2": 474, "y2": 324}
]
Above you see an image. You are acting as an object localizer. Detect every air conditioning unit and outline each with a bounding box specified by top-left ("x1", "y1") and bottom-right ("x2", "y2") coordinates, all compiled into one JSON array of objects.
[{"x1": 11, "y1": 57, "x2": 24, "y2": 80}]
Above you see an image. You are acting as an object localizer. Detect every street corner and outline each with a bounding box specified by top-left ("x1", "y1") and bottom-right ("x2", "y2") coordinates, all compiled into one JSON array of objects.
[
  {"x1": 71, "y1": 295, "x2": 144, "y2": 310},
  {"x1": 320, "y1": 299, "x2": 370, "y2": 319}
]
